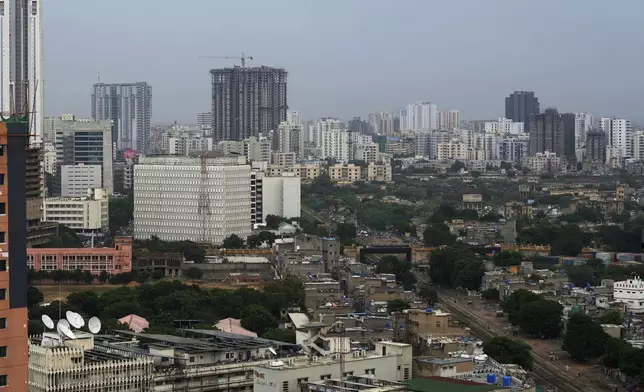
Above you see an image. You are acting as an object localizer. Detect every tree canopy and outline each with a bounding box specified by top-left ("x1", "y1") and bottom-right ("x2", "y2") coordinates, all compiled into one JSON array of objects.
[
  {"x1": 429, "y1": 246, "x2": 485, "y2": 290},
  {"x1": 483, "y1": 336, "x2": 533, "y2": 370},
  {"x1": 387, "y1": 299, "x2": 410, "y2": 313},
  {"x1": 423, "y1": 223, "x2": 456, "y2": 246},
  {"x1": 222, "y1": 234, "x2": 245, "y2": 249},
  {"x1": 563, "y1": 313, "x2": 608, "y2": 362},
  {"x1": 376, "y1": 256, "x2": 416, "y2": 290}
]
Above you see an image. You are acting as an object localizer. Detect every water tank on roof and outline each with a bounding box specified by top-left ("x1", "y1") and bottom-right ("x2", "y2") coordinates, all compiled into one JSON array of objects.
[
  {"x1": 425, "y1": 308, "x2": 433, "y2": 313},
  {"x1": 487, "y1": 374, "x2": 496, "y2": 384},
  {"x1": 502, "y1": 376, "x2": 511, "y2": 387}
]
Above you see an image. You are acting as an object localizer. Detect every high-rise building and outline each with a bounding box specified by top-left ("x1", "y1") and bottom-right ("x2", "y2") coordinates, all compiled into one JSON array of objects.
[
  {"x1": 0, "y1": 0, "x2": 44, "y2": 146},
  {"x1": 134, "y1": 156, "x2": 251, "y2": 245},
  {"x1": 196, "y1": 112, "x2": 213, "y2": 127},
  {"x1": 348, "y1": 117, "x2": 370, "y2": 134},
  {"x1": 484, "y1": 118, "x2": 524, "y2": 135},
  {"x1": 261, "y1": 173, "x2": 301, "y2": 221},
  {"x1": 210, "y1": 66, "x2": 287, "y2": 141},
  {"x1": 574, "y1": 113, "x2": 594, "y2": 149},
  {"x1": 368, "y1": 112, "x2": 394, "y2": 135},
  {"x1": 439, "y1": 110, "x2": 460, "y2": 130},
  {"x1": 585, "y1": 130, "x2": 607, "y2": 163},
  {"x1": 403, "y1": 102, "x2": 438, "y2": 131},
  {"x1": 52, "y1": 115, "x2": 113, "y2": 196},
  {"x1": 277, "y1": 121, "x2": 303, "y2": 157},
  {"x1": 0, "y1": 117, "x2": 30, "y2": 389},
  {"x1": 92, "y1": 82, "x2": 152, "y2": 153},
  {"x1": 600, "y1": 118, "x2": 633, "y2": 161},
  {"x1": 321, "y1": 129, "x2": 349, "y2": 162},
  {"x1": 505, "y1": 91, "x2": 540, "y2": 131},
  {"x1": 528, "y1": 108, "x2": 575, "y2": 163}
]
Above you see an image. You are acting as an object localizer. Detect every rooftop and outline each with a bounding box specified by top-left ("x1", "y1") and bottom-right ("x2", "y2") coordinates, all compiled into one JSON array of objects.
[{"x1": 406, "y1": 378, "x2": 508, "y2": 392}]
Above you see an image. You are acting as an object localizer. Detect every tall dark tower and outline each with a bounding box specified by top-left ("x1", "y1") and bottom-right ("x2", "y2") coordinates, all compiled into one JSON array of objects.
[
  {"x1": 505, "y1": 91, "x2": 540, "y2": 131},
  {"x1": 211, "y1": 66, "x2": 288, "y2": 141}
]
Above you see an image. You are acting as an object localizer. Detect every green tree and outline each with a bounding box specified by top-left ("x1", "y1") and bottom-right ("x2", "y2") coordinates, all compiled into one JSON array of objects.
[
  {"x1": 27, "y1": 286, "x2": 44, "y2": 309},
  {"x1": 184, "y1": 267, "x2": 204, "y2": 281},
  {"x1": 262, "y1": 328, "x2": 296, "y2": 343},
  {"x1": 516, "y1": 299, "x2": 562, "y2": 338},
  {"x1": 222, "y1": 234, "x2": 245, "y2": 249},
  {"x1": 335, "y1": 223, "x2": 357, "y2": 245},
  {"x1": 423, "y1": 223, "x2": 456, "y2": 246},
  {"x1": 619, "y1": 347, "x2": 644, "y2": 378},
  {"x1": 563, "y1": 313, "x2": 607, "y2": 362},
  {"x1": 376, "y1": 256, "x2": 416, "y2": 290},
  {"x1": 550, "y1": 225, "x2": 583, "y2": 256},
  {"x1": 66, "y1": 291, "x2": 101, "y2": 316},
  {"x1": 483, "y1": 336, "x2": 533, "y2": 370},
  {"x1": 599, "y1": 310, "x2": 623, "y2": 325},
  {"x1": 109, "y1": 193, "x2": 133, "y2": 234},
  {"x1": 82, "y1": 271, "x2": 94, "y2": 284},
  {"x1": 98, "y1": 271, "x2": 109, "y2": 283},
  {"x1": 493, "y1": 251, "x2": 523, "y2": 267},
  {"x1": 417, "y1": 284, "x2": 437, "y2": 306},
  {"x1": 386, "y1": 299, "x2": 410, "y2": 313},
  {"x1": 240, "y1": 305, "x2": 278, "y2": 335},
  {"x1": 602, "y1": 337, "x2": 630, "y2": 369},
  {"x1": 482, "y1": 288, "x2": 500, "y2": 301},
  {"x1": 502, "y1": 289, "x2": 541, "y2": 325},
  {"x1": 265, "y1": 215, "x2": 283, "y2": 229},
  {"x1": 429, "y1": 246, "x2": 478, "y2": 288}
]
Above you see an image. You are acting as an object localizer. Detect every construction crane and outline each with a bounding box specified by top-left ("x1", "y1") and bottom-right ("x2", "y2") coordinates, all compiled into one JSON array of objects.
[{"x1": 198, "y1": 52, "x2": 254, "y2": 68}]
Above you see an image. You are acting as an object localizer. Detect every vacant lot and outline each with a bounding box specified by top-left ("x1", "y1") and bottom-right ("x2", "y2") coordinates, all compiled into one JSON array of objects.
[{"x1": 36, "y1": 281, "x2": 264, "y2": 302}]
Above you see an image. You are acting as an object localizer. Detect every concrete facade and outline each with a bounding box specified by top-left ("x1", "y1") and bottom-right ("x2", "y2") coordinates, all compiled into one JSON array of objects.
[
  {"x1": 43, "y1": 188, "x2": 109, "y2": 232},
  {"x1": 262, "y1": 173, "x2": 301, "y2": 220}
]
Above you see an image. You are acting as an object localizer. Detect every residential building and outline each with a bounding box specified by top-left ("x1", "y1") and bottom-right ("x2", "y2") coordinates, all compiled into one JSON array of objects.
[
  {"x1": 314, "y1": 118, "x2": 344, "y2": 149},
  {"x1": 0, "y1": 117, "x2": 30, "y2": 388},
  {"x1": 321, "y1": 129, "x2": 350, "y2": 162},
  {"x1": 61, "y1": 164, "x2": 102, "y2": 197},
  {"x1": 366, "y1": 163, "x2": 392, "y2": 182},
  {"x1": 402, "y1": 102, "x2": 438, "y2": 131},
  {"x1": 436, "y1": 139, "x2": 468, "y2": 160},
  {"x1": 0, "y1": 0, "x2": 44, "y2": 146},
  {"x1": 348, "y1": 117, "x2": 370, "y2": 134},
  {"x1": 262, "y1": 173, "x2": 301, "y2": 221},
  {"x1": 211, "y1": 66, "x2": 287, "y2": 141},
  {"x1": 113, "y1": 161, "x2": 134, "y2": 194},
  {"x1": 602, "y1": 118, "x2": 633, "y2": 162},
  {"x1": 484, "y1": 118, "x2": 524, "y2": 135},
  {"x1": 28, "y1": 333, "x2": 154, "y2": 392},
  {"x1": 43, "y1": 188, "x2": 109, "y2": 235},
  {"x1": 522, "y1": 151, "x2": 562, "y2": 173},
  {"x1": 218, "y1": 136, "x2": 271, "y2": 163},
  {"x1": 355, "y1": 143, "x2": 379, "y2": 163},
  {"x1": 497, "y1": 136, "x2": 528, "y2": 164},
  {"x1": 528, "y1": 108, "x2": 575, "y2": 164},
  {"x1": 329, "y1": 164, "x2": 361, "y2": 183},
  {"x1": 634, "y1": 131, "x2": 644, "y2": 161},
  {"x1": 439, "y1": 110, "x2": 459, "y2": 130},
  {"x1": 271, "y1": 152, "x2": 297, "y2": 167},
  {"x1": 92, "y1": 82, "x2": 152, "y2": 152},
  {"x1": 574, "y1": 113, "x2": 594, "y2": 149},
  {"x1": 132, "y1": 251, "x2": 183, "y2": 278},
  {"x1": 278, "y1": 121, "x2": 304, "y2": 156},
  {"x1": 197, "y1": 111, "x2": 213, "y2": 127},
  {"x1": 26, "y1": 146, "x2": 57, "y2": 246},
  {"x1": 266, "y1": 164, "x2": 321, "y2": 180},
  {"x1": 505, "y1": 91, "x2": 540, "y2": 131},
  {"x1": 585, "y1": 130, "x2": 607, "y2": 163},
  {"x1": 42, "y1": 142, "x2": 56, "y2": 176},
  {"x1": 27, "y1": 237, "x2": 133, "y2": 276},
  {"x1": 253, "y1": 341, "x2": 412, "y2": 392},
  {"x1": 394, "y1": 309, "x2": 471, "y2": 342},
  {"x1": 614, "y1": 276, "x2": 644, "y2": 313},
  {"x1": 52, "y1": 115, "x2": 113, "y2": 195},
  {"x1": 368, "y1": 112, "x2": 394, "y2": 135},
  {"x1": 250, "y1": 170, "x2": 264, "y2": 225},
  {"x1": 133, "y1": 156, "x2": 251, "y2": 244}
]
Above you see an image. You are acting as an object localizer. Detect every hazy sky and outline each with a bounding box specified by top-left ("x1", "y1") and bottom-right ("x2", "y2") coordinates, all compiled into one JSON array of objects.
[{"x1": 45, "y1": 0, "x2": 644, "y2": 124}]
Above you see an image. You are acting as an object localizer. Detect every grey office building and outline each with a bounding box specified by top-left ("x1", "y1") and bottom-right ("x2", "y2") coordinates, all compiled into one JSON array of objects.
[
  {"x1": 211, "y1": 66, "x2": 288, "y2": 141},
  {"x1": 52, "y1": 116, "x2": 113, "y2": 196},
  {"x1": 585, "y1": 130, "x2": 607, "y2": 163},
  {"x1": 505, "y1": 91, "x2": 540, "y2": 131},
  {"x1": 92, "y1": 82, "x2": 152, "y2": 153},
  {"x1": 528, "y1": 108, "x2": 576, "y2": 164}
]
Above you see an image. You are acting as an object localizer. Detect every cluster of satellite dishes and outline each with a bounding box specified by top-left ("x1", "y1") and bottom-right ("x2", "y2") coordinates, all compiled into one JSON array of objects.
[{"x1": 41, "y1": 311, "x2": 102, "y2": 340}]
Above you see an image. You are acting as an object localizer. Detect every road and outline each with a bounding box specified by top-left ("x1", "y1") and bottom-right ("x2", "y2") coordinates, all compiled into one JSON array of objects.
[{"x1": 439, "y1": 293, "x2": 611, "y2": 392}]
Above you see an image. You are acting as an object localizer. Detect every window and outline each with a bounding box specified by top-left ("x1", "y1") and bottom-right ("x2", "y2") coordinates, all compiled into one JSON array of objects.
[
  {"x1": 343, "y1": 372, "x2": 353, "y2": 377},
  {"x1": 0, "y1": 174, "x2": 4, "y2": 185},
  {"x1": 0, "y1": 347, "x2": 5, "y2": 358},
  {"x1": 0, "y1": 233, "x2": 5, "y2": 243},
  {"x1": 0, "y1": 375, "x2": 6, "y2": 387},
  {"x1": 0, "y1": 318, "x2": 5, "y2": 329},
  {"x1": 321, "y1": 374, "x2": 332, "y2": 380},
  {"x1": 0, "y1": 203, "x2": 5, "y2": 215},
  {"x1": 189, "y1": 357, "x2": 195, "y2": 363},
  {"x1": 365, "y1": 369, "x2": 376, "y2": 375},
  {"x1": 0, "y1": 289, "x2": 5, "y2": 300},
  {"x1": 297, "y1": 378, "x2": 309, "y2": 384},
  {"x1": 0, "y1": 260, "x2": 5, "y2": 271},
  {"x1": 0, "y1": 145, "x2": 4, "y2": 156}
]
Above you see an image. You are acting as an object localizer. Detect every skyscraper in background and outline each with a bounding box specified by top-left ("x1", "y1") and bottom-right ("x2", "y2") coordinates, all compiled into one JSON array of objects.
[
  {"x1": 210, "y1": 66, "x2": 287, "y2": 141},
  {"x1": 529, "y1": 108, "x2": 575, "y2": 163},
  {"x1": 92, "y1": 82, "x2": 152, "y2": 153},
  {"x1": 505, "y1": 91, "x2": 540, "y2": 131},
  {"x1": 0, "y1": 0, "x2": 44, "y2": 145},
  {"x1": 368, "y1": 112, "x2": 394, "y2": 135},
  {"x1": 439, "y1": 110, "x2": 460, "y2": 130},
  {"x1": 574, "y1": 113, "x2": 594, "y2": 149},
  {"x1": 401, "y1": 102, "x2": 438, "y2": 131}
]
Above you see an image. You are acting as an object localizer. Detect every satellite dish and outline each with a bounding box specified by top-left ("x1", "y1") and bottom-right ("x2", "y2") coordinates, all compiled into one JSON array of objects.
[
  {"x1": 58, "y1": 319, "x2": 70, "y2": 329},
  {"x1": 66, "y1": 311, "x2": 83, "y2": 329},
  {"x1": 41, "y1": 315, "x2": 54, "y2": 329},
  {"x1": 88, "y1": 317, "x2": 102, "y2": 334},
  {"x1": 268, "y1": 347, "x2": 277, "y2": 356},
  {"x1": 58, "y1": 322, "x2": 76, "y2": 340}
]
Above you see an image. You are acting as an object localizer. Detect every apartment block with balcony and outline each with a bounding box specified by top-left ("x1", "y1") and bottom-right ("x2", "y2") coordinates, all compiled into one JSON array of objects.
[
  {"x1": 43, "y1": 188, "x2": 109, "y2": 235},
  {"x1": 329, "y1": 164, "x2": 361, "y2": 184}
]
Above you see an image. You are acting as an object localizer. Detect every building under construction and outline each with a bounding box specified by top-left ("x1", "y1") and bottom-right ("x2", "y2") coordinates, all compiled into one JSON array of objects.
[
  {"x1": 210, "y1": 66, "x2": 288, "y2": 142},
  {"x1": 133, "y1": 155, "x2": 251, "y2": 245}
]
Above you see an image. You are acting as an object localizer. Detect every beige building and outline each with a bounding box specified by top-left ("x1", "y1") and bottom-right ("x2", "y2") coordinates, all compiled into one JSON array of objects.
[
  {"x1": 267, "y1": 164, "x2": 321, "y2": 180},
  {"x1": 271, "y1": 152, "x2": 297, "y2": 167},
  {"x1": 394, "y1": 309, "x2": 470, "y2": 343},
  {"x1": 366, "y1": 163, "x2": 392, "y2": 182},
  {"x1": 329, "y1": 164, "x2": 361, "y2": 183},
  {"x1": 355, "y1": 143, "x2": 379, "y2": 163},
  {"x1": 43, "y1": 188, "x2": 109, "y2": 234}
]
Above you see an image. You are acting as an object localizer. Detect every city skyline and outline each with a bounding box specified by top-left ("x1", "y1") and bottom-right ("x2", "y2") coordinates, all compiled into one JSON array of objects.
[{"x1": 42, "y1": 0, "x2": 644, "y2": 124}]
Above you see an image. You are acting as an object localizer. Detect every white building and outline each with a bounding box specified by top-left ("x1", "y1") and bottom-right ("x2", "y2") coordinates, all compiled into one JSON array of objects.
[
  {"x1": 0, "y1": 0, "x2": 44, "y2": 145},
  {"x1": 253, "y1": 342, "x2": 412, "y2": 392},
  {"x1": 522, "y1": 151, "x2": 562, "y2": 173},
  {"x1": 43, "y1": 188, "x2": 109, "y2": 234},
  {"x1": 134, "y1": 156, "x2": 251, "y2": 244},
  {"x1": 29, "y1": 333, "x2": 154, "y2": 392},
  {"x1": 633, "y1": 131, "x2": 644, "y2": 161},
  {"x1": 600, "y1": 117, "x2": 633, "y2": 163},
  {"x1": 614, "y1": 277, "x2": 644, "y2": 313},
  {"x1": 436, "y1": 139, "x2": 468, "y2": 160},
  {"x1": 497, "y1": 136, "x2": 529, "y2": 164},
  {"x1": 484, "y1": 118, "x2": 524, "y2": 135},
  {"x1": 355, "y1": 143, "x2": 379, "y2": 163},
  {"x1": 321, "y1": 129, "x2": 349, "y2": 162},
  {"x1": 402, "y1": 102, "x2": 438, "y2": 131},
  {"x1": 262, "y1": 173, "x2": 301, "y2": 221},
  {"x1": 61, "y1": 164, "x2": 102, "y2": 197},
  {"x1": 368, "y1": 112, "x2": 394, "y2": 135},
  {"x1": 439, "y1": 110, "x2": 460, "y2": 130},
  {"x1": 574, "y1": 113, "x2": 594, "y2": 149},
  {"x1": 43, "y1": 142, "x2": 57, "y2": 175},
  {"x1": 314, "y1": 118, "x2": 344, "y2": 148},
  {"x1": 278, "y1": 121, "x2": 304, "y2": 156}
]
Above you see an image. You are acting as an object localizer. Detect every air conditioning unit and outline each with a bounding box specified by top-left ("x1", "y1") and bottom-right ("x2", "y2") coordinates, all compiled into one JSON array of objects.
[{"x1": 312, "y1": 356, "x2": 319, "y2": 363}]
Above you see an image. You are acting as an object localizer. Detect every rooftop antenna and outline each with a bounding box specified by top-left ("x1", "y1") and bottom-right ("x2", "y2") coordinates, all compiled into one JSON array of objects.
[
  {"x1": 57, "y1": 321, "x2": 76, "y2": 340},
  {"x1": 41, "y1": 315, "x2": 54, "y2": 334},
  {"x1": 66, "y1": 311, "x2": 84, "y2": 329},
  {"x1": 88, "y1": 317, "x2": 102, "y2": 334},
  {"x1": 97, "y1": 72, "x2": 101, "y2": 83}
]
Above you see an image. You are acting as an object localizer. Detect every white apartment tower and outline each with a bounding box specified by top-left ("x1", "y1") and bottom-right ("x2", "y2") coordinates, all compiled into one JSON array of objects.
[
  {"x1": 574, "y1": 113, "x2": 593, "y2": 149},
  {"x1": 321, "y1": 129, "x2": 349, "y2": 162},
  {"x1": 439, "y1": 110, "x2": 459, "y2": 130},
  {"x1": 133, "y1": 156, "x2": 251, "y2": 245},
  {"x1": 600, "y1": 117, "x2": 632, "y2": 162},
  {"x1": 0, "y1": 0, "x2": 44, "y2": 145},
  {"x1": 402, "y1": 102, "x2": 438, "y2": 131},
  {"x1": 368, "y1": 112, "x2": 394, "y2": 135}
]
